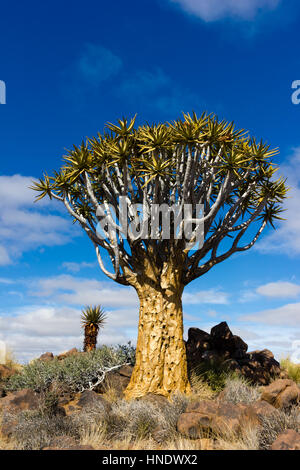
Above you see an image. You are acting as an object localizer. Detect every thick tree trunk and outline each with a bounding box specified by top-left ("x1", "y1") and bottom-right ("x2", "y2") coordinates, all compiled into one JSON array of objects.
[{"x1": 124, "y1": 269, "x2": 191, "y2": 399}]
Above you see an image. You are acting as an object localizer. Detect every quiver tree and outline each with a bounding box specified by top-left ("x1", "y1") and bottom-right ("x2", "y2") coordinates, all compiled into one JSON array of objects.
[
  {"x1": 81, "y1": 305, "x2": 107, "y2": 352},
  {"x1": 32, "y1": 112, "x2": 287, "y2": 399}
]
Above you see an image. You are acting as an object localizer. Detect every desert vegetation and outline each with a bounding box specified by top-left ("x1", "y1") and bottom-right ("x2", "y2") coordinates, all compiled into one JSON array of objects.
[{"x1": 0, "y1": 340, "x2": 299, "y2": 451}]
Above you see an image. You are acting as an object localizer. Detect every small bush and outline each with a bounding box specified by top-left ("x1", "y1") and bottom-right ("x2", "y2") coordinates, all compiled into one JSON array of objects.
[
  {"x1": 221, "y1": 376, "x2": 261, "y2": 404},
  {"x1": 106, "y1": 400, "x2": 162, "y2": 440},
  {"x1": 75, "y1": 394, "x2": 188, "y2": 444},
  {"x1": 190, "y1": 372, "x2": 215, "y2": 400},
  {"x1": 191, "y1": 358, "x2": 234, "y2": 393},
  {"x1": 11, "y1": 410, "x2": 79, "y2": 450},
  {"x1": 5, "y1": 344, "x2": 133, "y2": 393},
  {"x1": 280, "y1": 357, "x2": 300, "y2": 384},
  {"x1": 258, "y1": 407, "x2": 300, "y2": 450}
]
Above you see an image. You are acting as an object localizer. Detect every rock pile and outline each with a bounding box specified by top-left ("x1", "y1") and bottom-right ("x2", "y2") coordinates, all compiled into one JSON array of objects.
[{"x1": 186, "y1": 321, "x2": 287, "y2": 385}]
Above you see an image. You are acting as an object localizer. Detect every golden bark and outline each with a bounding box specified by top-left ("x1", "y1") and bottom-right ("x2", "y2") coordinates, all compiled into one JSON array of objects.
[
  {"x1": 124, "y1": 253, "x2": 191, "y2": 399},
  {"x1": 83, "y1": 325, "x2": 99, "y2": 352}
]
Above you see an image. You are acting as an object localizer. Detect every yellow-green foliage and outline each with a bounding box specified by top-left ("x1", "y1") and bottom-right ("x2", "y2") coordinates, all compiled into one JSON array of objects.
[
  {"x1": 2, "y1": 348, "x2": 22, "y2": 373},
  {"x1": 280, "y1": 357, "x2": 300, "y2": 384}
]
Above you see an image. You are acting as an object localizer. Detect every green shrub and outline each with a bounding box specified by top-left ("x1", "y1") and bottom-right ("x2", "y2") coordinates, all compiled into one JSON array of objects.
[
  {"x1": 191, "y1": 358, "x2": 235, "y2": 393},
  {"x1": 280, "y1": 357, "x2": 300, "y2": 384},
  {"x1": 5, "y1": 344, "x2": 135, "y2": 393}
]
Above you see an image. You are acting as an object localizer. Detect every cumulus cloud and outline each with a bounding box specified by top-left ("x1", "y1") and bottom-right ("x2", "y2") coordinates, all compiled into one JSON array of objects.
[
  {"x1": 257, "y1": 281, "x2": 300, "y2": 298},
  {"x1": 30, "y1": 274, "x2": 138, "y2": 307},
  {"x1": 169, "y1": 0, "x2": 280, "y2": 21},
  {"x1": 183, "y1": 288, "x2": 229, "y2": 305},
  {"x1": 0, "y1": 174, "x2": 76, "y2": 264},
  {"x1": 240, "y1": 302, "x2": 300, "y2": 326}
]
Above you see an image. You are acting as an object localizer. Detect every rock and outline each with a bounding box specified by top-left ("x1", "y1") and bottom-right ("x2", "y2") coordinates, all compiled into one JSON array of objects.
[
  {"x1": 177, "y1": 411, "x2": 213, "y2": 439},
  {"x1": 261, "y1": 379, "x2": 300, "y2": 409},
  {"x1": 201, "y1": 350, "x2": 221, "y2": 362},
  {"x1": 63, "y1": 390, "x2": 111, "y2": 415},
  {"x1": 0, "y1": 364, "x2": 16, "y2": 379},
  {"x1": 138, "y1": 393, "x2": 169, "y2": 409},
  {"x1": 186, "y1": 322, "x2": 285, "y2": 386},
  {"x1": 275, "y1": 385, "x2": 300, "y2": 409},
  {"x1": 0, "y1": 389, "x2": 41, "y2": 438},
  {"x1": 241, "y1": 400, "x2": 276, "y2": 426},
  {"x1": 118, "y1": 365, "x2": 134, "y2": 378},
  {"x1": 230, "y1": 336, "x2": 248, "y2": 358},
  {"x1": 95, "y1": 366, "x2": 133, "y2": 395},
  {"x1": 210, "y1": 322, "x2": 233, "y2": 351},
  {"x1": 57, "y1": 348, "x2": 79, "y2": 360},
  {"x1": 0, "y1": 388, "x2": 40, "y2": 413},
  {"x1": 271, "y1": 429, "x2": 300, "y2": 450},
  {"x1": 77, "y1": 390, "x2": 111, "y2": 411},
  {"x1": 39, "y1": 352, "x2": 54, "y2": 362},
  {"x1": 177, "y1": 400, "x2": 247, "y2": 438},
  {"x1": 177, "y1": 398, "x2": 279, "y2": 439},
  {"x1": 239, "y1": 363, "x2": 271, "y2": 386},
  {"x1": 222, "y1": 359, "x2": 241, "y2": 373}
]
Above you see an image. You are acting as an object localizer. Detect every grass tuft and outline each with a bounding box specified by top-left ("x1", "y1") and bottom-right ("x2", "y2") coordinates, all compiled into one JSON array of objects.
[{"x1": 280, "y1": 357, "x2": 300, "y2": 384}]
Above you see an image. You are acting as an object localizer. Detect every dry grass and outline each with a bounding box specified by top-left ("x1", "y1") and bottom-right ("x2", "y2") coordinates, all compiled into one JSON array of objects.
[
  {"x1": 258, "y1": 407, "x2": 300, "y2": 449},
  {"x1": 216, "y1": 423, "x2": 259, "y2": 450},
  {"x1": 189, "y1": 372, "x2": 216, "y2": 401},
  {"x1": 221, "y1": 376, "x2": 261, "y2": 404},
  {"x1": 280, "y1": 357, "x2": 300, "y2": 384},
  {"x1": 101, "y1": 384, "x2": 122, "y2": 404}
]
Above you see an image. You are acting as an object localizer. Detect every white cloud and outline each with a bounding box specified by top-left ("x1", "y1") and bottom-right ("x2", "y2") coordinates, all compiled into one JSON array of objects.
[
  {"x1": 62, "y1": 261, "x2": 96, "y2": 273},
  {"x1": 257, "y1": 148, "x2": 300, "y2": 256},
  {"x1": 183, "y1": 288, "x2": 229, "y2": 305},
  {"x1": 0, "y1": 277, "x2": 14, "y2": 284},
  {"x1": 169, "y1": 0, "x2": 280, "y2": 21},
  {"x1": 0, "y1": 175, "x2": 77, "y2": 264},
  {"x1": 240, "y1": 302, "x2": 300, "y2": 326},
  {"x1": 0, "y1": 245, "x2": 11, "y2": 265},
  {"x1": 238, "y1": 289, "x2": 259, "y2": 303},
  {"x1": 257, "y1": 282, "x2": 300, "y2": 298},
  {"x1": 30, "y1": 274, "x2": 138, "y2": 307}
]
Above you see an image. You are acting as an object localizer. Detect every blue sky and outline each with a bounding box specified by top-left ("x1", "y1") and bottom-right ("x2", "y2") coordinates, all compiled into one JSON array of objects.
[{"x1": 1, "y1": 0, "x2": 300, "y2": 362}]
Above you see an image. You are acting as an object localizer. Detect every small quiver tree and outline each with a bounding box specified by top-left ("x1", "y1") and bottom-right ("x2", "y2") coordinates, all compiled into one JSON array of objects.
[{"x1": 81, "y1": 305, "x2": 107, "y2": 352}]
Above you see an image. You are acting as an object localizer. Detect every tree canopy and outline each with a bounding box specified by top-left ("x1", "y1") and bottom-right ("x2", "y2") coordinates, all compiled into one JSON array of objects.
[{"x1": 32, "y1": 112, "x2": 287, "y2": 286}]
